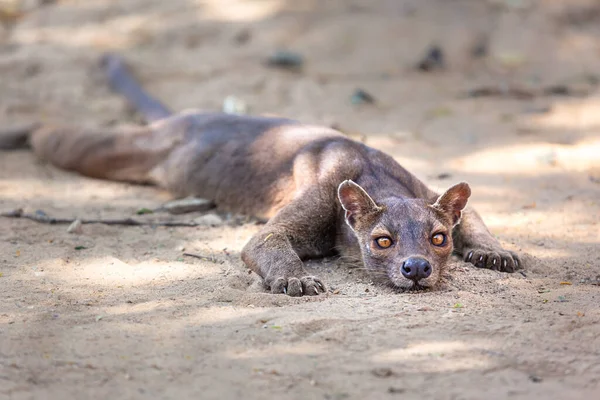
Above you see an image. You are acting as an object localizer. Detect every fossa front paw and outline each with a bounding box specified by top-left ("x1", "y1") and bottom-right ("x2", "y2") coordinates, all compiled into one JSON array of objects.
[
  {"x1": 463, "y1": 247, "x2": 521, "y2": 273},
  {"x1": 269, "y1": 275, "x2": 326, "y2": 297}
]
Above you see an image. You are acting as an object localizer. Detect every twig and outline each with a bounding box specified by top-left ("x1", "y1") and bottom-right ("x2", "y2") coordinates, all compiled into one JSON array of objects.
[
  {"x1": 1, "y1": 208, "x2": 200, "y2": 227},
  {"x1": 465, "y1": 84, "x2": 590, "y2": 99},
  {"x1": 183, "y1": 252, "x2": 224, "y2": 264}
]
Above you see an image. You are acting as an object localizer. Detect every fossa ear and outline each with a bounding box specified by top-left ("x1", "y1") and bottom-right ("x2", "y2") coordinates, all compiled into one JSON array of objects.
[
  {"x1": 431, "y1": 182, "x2": 471, "y2": 225},
  {"x1": 337, "y1": 180, "x2": 381, "y2": 228}
]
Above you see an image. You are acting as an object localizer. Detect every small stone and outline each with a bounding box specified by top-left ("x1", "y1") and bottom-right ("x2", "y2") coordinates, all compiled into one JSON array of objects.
[
  {"x1": 161, "y1": 197, "x2": 215, "y2": 215},
  {"x1": 388, "y1": 387, "x2": 405, "y2": 394},
  {"x1": 234, "y1": 28, "x2": 252, "y2": 44},
  {"x1": 529, "y1": 375, "x2": 543, "y2": 383},
  {"x1": 471, "y1": 36, "x2": 488, "y2": 58},
  {"x1": 417, "y1": 45, "x2": 444, "y2": 71},
  {"x1": 350, "y1": 89, "x2": 376, "y2": 105},
  {"x1": 223, "y1": 95, "x2": 247, "y2": 115},
  {"x1": 266, "y1": 50, "x2": 304, "y2": 70},
  {"x1": 67, "y1": 219, "x2": 83, "y2": 234}
]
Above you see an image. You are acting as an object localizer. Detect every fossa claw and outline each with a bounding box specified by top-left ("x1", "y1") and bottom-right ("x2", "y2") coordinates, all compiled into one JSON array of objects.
[{"x1": 466, "y1": 251, "x2": 474, "y2": 262}]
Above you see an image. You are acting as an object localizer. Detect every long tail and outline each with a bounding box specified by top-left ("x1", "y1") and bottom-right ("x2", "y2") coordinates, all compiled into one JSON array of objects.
[
  {"x1": 0, "y1": 54, "x2": 172, "y2": 151},
  {"x1": 100, "y1": 53, "x2": 172, "y2": 123}
]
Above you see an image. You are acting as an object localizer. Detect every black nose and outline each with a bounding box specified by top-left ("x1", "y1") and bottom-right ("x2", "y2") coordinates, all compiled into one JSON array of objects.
[{"x1": 401, "y1": 257, "x2": 432, "y2": 280}]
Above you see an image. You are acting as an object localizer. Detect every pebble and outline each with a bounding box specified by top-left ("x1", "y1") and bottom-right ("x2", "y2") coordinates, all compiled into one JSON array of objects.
[
  {"x1": 67, "y1": 219, "x2": 83, "y2": 234},
  {"x1": 266, "y1": 50, "x2": 304, "y2": 70},
  {"x1": 233, "y1": 28, "x2": 252, "y2": 45},
  {"x1": 350, "y1": 89, "x2": 376, "y2": 105},
  {"x1": 417, "y1": 45, "x2": 444, "y2": 71},
  {"x1": 223, "y1": 95, "x2": 248, "y2": 115}
]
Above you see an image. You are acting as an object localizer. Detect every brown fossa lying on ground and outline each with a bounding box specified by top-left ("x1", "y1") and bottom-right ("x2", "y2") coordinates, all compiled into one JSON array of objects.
[{"x1": 1, "y1": 54, "x2": 521, "y2": 296}]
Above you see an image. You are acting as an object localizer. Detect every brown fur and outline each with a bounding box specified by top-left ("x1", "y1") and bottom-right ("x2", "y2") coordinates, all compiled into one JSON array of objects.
[{"x1": 0, "y1": 55, "x2": 521, "y2": 296}]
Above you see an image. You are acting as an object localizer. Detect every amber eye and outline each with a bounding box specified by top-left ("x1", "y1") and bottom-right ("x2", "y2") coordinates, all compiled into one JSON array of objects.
[
  {"x1": 375, "y1": 236, "x2": 393, "y2": 249},
  {"x1": 431, "y1": 233, "x2": 446, "y2": 246}
]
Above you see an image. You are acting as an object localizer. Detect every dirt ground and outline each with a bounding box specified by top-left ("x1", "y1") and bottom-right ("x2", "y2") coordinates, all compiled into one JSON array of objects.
[{"x1": 1, "y1": 0, "x2": 599, "y2": 399}]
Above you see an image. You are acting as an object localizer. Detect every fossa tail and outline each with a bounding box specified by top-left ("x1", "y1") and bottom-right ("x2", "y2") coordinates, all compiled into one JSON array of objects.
[{"x1": 100, "y1": 53, "x2": 172, "y2": 123}]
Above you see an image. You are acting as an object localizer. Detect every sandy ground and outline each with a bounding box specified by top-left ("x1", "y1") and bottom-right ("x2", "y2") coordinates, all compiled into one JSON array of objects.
[{"x1": 1, "y1": 0, "x2": 600, "y2": 399}]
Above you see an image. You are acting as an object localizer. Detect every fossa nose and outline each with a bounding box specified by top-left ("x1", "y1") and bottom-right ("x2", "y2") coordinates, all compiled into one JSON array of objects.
[{"x1": 401, "y1": 257, "x2": 432, "y2": 281}]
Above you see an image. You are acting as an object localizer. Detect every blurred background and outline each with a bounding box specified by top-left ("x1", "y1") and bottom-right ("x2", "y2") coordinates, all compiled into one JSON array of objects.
[
  {"x1": 1, "y1": 0, "x2": 600, "y2": 134},
  {"x1": 1, "y1": 2, "x2": 600, "y2": 399}
]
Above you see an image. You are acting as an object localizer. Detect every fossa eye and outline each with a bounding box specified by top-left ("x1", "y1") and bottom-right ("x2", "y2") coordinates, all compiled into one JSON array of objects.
[
  {"x1": 431, "y1": 233, "x2": 446, "y2": 246},
  {"x1": 375, "y1": 236, "x2": 393, "y2": 249}
]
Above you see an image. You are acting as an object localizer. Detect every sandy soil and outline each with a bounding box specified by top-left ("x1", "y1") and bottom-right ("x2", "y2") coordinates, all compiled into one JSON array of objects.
[{"x1": 1, "y1": 0, "x2": 599, "y2": 399}]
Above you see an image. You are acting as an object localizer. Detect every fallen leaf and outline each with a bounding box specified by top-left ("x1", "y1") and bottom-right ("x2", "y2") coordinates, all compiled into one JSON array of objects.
[
  {"x1": 136, "y1": 208, "x2": 154, "y2": 215},
  {"x1": 453, "y1": 303, "x2": 463, "y2": 309},
  {"x1": 560, "y1": 281, "x2": 572, "y2": 285},
  {"x1": 522, "y1": 202, "x2": 537, "y2": 209},
  {"x1": 495, "y1": 52, "x2": 527, "y2": 68},
  {"x1": 529, "y1": 375, "x2": 543, "y2": 383},
  {"x1": 427, "y1": 106, "x2": 453, "y2": 118},
  {"x1": 74, "y1": 246, "x2": 87, "y2": 250},
  {"x1": 350, "y1": 89, "x2": 376, "y2": 105}
]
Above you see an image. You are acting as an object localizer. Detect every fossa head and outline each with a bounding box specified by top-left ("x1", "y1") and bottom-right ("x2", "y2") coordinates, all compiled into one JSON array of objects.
[{"x1": 338, "y1": 180, "x2": 471, "y2": 290}]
